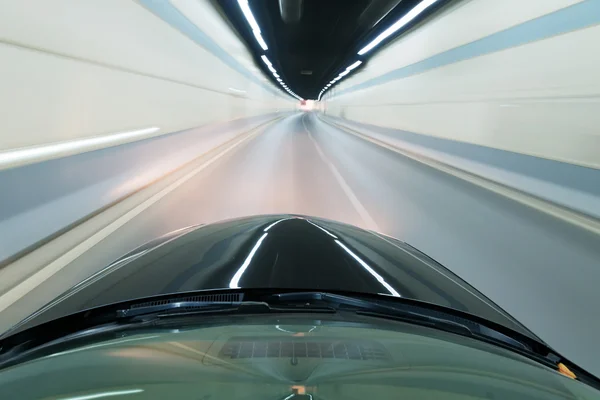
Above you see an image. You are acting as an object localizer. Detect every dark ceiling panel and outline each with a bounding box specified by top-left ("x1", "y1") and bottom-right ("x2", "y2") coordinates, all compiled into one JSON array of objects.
[
  {"x1": 253, "y1": 0, "x2": 371, "y2": 99},
  {"x1": 215, "y1": 0, "x2": 450, "y2": 100}
]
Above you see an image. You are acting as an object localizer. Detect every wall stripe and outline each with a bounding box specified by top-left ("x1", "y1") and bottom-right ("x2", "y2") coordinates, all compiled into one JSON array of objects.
[
  {"x1": 139, "y1": 0, "x2": 281, "y2": 97},
  {"x1": 333, "y1": 0, "x2": 600, "y2": 97}
]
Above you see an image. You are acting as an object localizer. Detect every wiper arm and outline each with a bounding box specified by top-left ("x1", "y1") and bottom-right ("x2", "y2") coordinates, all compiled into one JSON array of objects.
[
  {"x1": 116, "y1": 301, "x2": 245, "y2": 318},
  {"x1": 117, "y1": 300, "x2": 335, "y2": 319},
  {"x1": 0, "y1": 296, "x2": 335, "y2": 370},
  {"x1": 124, "y1": 293, "x2": 471, "y2": 337},
  {"x1": 264, "y1": 291, "x2": 527, "y2": 350}
]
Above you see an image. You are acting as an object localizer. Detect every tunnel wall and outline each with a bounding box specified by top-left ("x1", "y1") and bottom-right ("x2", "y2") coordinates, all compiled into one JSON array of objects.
[
  {"x1": 0, "y1": 0, "x2": 293, "y2": 262},
  {"x1": 0, "y1": 0, "x2": 292, "y2": 152},
  {"x1": 323, "y1": 0, "x2": 600, "y2": 169}
]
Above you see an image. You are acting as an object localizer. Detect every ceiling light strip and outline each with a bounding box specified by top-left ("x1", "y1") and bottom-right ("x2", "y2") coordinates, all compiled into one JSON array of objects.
[
  {"x1": 319, "y1": 59, "x2": 364, "y2": 100},
  {"x1": 238, "y1": 0, "x2": 268, "y2": 50},
  {"x1": 261, "y1": 55, "x2": 303, "y2": 100},
  {"x1": 253, "y1": 30, "x2": 268, "y2": 50},
  {"x1": 358, "y1": 0, "x2": 438, "y2": 55}
]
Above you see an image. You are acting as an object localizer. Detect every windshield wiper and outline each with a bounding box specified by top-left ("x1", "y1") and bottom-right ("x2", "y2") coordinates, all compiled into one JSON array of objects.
[
  {"x1": 2, "y1": 288, "x2": 597, "y2": 389},
  {"x1": 263, "y1": 291, "x2": 529, "y2": 351},
  {"x1": 0, "y1": 298, "x2": 335, "y2": 370},
  {"x1": 116, "y1": 300, "x2": 335, "y2": 319}
]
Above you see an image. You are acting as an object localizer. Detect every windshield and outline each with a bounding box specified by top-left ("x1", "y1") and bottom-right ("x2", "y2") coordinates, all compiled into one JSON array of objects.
[
  {"x1": 1, "y1": 0, "x2": 600, "y2": 397},
  {"x1": 1, "y1": 316, "x2": 598, "y2": 400}
]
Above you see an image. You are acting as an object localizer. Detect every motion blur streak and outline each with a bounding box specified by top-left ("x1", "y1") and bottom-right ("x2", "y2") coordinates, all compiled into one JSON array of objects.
[
  {"x1": 358, "y1": 0, "x2": 439, "y2": 55},
  {"x1": 0, "y1": 127, "x2": 160, "y2": 169}
]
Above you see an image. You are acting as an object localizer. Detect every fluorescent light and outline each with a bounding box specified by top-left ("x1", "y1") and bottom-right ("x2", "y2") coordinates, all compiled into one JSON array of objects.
[
  {"x1": 273, "y1": 72, "x2": 280, "y2": 78},
  {"x1": 58, "y1": 389, "x2": 144, "y2": 400},
  {"x1": 346, "y1": 60, "x2": 362, "y2": 71},
  {"x1": 358, "y1": 0, "x2": 438, "y2": 55},
  {"x1": 252, "y1": 29, "x2": 268, "y2": 50},
  {"x1": 237, "y1": 0, "x2": 268, "y2": 50},
  {"x1": 260, "y1": 55, "x2": 272, "y2": 66},
  {"x1": 0, "y1": 127, "x2": 160, "y2": 169},
  {"x1": 238, "y1": 0, "x2": 268, "y2": 50},
  {"x1": 335, "y1": 240, "x2": 401, "y2": 297},
  {"x1": 276, "y1": 78, "x2": 282, "y2": 82},
  {"x1": 237, "y1": 0, "x2": 260, "y2": 31},
  {"x1": 229, "y1": 233, "x2": 268, "y2": 288}
]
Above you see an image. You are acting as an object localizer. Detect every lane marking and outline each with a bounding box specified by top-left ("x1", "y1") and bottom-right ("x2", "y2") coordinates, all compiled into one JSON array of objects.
[
  {"x1": 323, "y1": 116, "x2": 600, "y2": 236},
  {"x1": 0, "y1": 121, "x2": 273, "y2": 313},
  {"x1": 302, "y1": 115, "x2": 380, "y2": 231}
]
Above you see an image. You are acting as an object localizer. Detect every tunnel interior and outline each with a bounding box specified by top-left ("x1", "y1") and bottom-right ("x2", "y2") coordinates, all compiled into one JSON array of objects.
[
  {"x1": 215, "y1": 0, "x2": 448, "y2": 99},
  {"x1": 0, "y1": 0, "x2": 599, "y2": 387}
]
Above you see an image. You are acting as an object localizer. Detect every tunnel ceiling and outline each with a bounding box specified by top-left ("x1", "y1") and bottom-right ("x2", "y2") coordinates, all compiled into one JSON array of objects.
[{"x1": 215, "y1": 0, "x2": 447, "y2": 100}]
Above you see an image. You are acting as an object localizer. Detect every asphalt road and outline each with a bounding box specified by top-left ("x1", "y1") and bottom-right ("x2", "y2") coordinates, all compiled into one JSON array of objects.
[{"x1": 2, "y1": 112, "x2": 600, "y2": 375}]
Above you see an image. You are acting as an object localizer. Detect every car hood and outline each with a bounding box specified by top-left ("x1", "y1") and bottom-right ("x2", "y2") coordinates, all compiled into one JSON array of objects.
[{"x1": 12, "y1": 215, "x2": 532, "y2": 337}]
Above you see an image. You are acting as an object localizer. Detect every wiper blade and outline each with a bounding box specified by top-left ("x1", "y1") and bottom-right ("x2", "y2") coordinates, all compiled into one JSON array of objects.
[
  {"x1": 355, "y1": 310, "x2": 472, "y2": 335},
  {"x1": 116, "y1": 301, "x2": 244, "y2": 318},
  {"x1": 117, "y1": 300, "x2": 335, "y2": 319},
  {"x1": 264, "y1": 291, "x2": 527, "y2": 350}
]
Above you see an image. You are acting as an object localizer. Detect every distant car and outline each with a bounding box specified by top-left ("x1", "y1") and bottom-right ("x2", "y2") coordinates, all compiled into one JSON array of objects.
[{"x1": 0, "y1": 215, "x2": 598, "y2": 399}]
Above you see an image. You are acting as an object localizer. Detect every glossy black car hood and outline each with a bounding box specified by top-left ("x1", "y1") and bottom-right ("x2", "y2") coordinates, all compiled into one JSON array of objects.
[{"x1": 15, "y1": 215, "x2": 530, "y2": 336}]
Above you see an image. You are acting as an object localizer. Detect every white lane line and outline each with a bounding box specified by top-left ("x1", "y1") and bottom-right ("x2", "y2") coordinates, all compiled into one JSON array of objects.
[
  {"x1": 303, "y1": 116, "x2": 379, "y2": 231},
  {"x1": 0, "y1": 124, "x2": 268, "y2": 313},
  {"x1": 324, "y1": 117, "x2": 600, "y2": 236}
]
